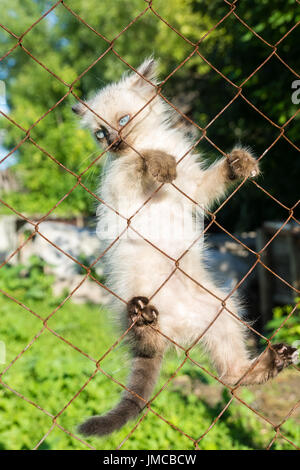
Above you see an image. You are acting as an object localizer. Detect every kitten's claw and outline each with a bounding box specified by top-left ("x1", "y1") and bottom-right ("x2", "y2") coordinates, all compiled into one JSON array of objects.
[
  {"x1": 270, "y1": 343, "x2": 298, "y2": 373},
  {"x1": 127, "y1": 296, "x2": 158, "y2": 326},
  {"x1": 227, "y1": 148, "x2": 260, "y2": 180}
]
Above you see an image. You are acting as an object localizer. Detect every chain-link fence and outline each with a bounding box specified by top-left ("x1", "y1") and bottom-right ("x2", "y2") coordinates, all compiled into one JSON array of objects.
[{"x1": 0, "y1": 0, "x2": 299, "y2": 451}]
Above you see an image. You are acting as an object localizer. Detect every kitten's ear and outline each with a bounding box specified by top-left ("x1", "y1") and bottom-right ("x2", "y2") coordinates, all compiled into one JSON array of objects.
[
  {"x1": 129, "y1": 57, "x2": 159, "y2": 90},
  {"x1": 71, "y1": 102, "x2": 87, "y2": 116}
]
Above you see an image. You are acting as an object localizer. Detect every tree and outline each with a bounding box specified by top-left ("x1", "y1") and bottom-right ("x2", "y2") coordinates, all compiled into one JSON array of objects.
[
  {"x1": 175, "y1": 0, "x2": 300, "y2": 231},
  {"x1": 0, "y1": 0, "x2": 212, "y2": 217}
]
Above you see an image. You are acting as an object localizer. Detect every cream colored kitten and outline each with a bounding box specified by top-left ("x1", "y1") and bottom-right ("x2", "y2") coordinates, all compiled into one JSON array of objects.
[{"x1": 72, "y1": 58, "x2": 298, "y2": 437}]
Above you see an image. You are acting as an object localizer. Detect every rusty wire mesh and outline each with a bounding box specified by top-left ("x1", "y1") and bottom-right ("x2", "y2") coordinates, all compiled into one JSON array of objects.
[{"x1": 0, "y1": 0, "x2": 300, "y2": 451}]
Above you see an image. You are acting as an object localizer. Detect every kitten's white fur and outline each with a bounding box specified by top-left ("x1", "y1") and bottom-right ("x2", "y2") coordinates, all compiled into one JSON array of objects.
[
  {"x1": 80, "y1": 58, "x2": 253, "y2": 381},
  {"x1": 75, "y1": 59, "x2": 298, "y2": 437}
]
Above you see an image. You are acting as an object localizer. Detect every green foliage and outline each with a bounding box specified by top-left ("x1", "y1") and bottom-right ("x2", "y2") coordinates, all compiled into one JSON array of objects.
[
  {"x1": 266, "y1": 299, "x2": 300, "y2": 344},
  {"x1": 0, "y1": 267, "x2": 299, "y2": 449},
  {"x1": 77, "y1": 253, "x2": 105, "y2": 285},
  {"x1": 186, "y1": 0, "x2": 300, "y2": 231},
  {"x1": 0, "y1": 255, "x2": 55, "y2": 302},
  {"x1": 1, "y1": 0, "x2": 299, "y2": 229},
  {"x1": 0, "y1": 0, "x2": 300, "y2": 450}
]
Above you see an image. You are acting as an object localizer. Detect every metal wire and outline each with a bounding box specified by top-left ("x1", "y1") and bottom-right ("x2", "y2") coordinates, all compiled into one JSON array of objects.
[{"x1": 0, "y1": 0, "x2": 299, "y2": 451}]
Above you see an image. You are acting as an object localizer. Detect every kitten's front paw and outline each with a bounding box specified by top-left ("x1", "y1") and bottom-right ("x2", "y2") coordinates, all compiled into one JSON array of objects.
[
  {"x1": 146, "y1": 151, "x2": 177, "y2": 183},
  {"x1": 227, "y1": 148, "x2": 260, "y2": 180}
]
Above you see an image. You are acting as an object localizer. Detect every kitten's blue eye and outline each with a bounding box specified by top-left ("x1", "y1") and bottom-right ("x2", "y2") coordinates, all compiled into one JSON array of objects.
[
  {"x1": 95, "y1": 129, "x2": 105, "y2": 139},
  {"x1": 119, "y1": 115, "x2": 130, "y2": 126}
]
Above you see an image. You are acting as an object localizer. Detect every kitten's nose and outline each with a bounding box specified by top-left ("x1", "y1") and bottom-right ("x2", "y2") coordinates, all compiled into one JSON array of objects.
[
  {"x1": 106, "y1": 131, "x2": 117, "y2": 146},
  {"x1": 111, "y1": 139, "x2": 123, "y2": 151},
  {"x1": 106, "y1": 132, "x2": 122, "y2": 150},
  {"x1": 105, "y1": 134, "x2": 113, "y2": 146}
]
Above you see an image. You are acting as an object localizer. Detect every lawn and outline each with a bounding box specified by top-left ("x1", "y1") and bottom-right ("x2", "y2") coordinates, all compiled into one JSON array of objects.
[{"x1": 0, "y1": 289, "x2": 299, "y2": 450}]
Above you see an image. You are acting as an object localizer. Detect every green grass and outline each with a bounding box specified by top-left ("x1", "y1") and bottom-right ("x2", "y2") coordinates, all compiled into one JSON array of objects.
[{"x1": 0, "y1": 294, "x2": 299, "y2": 450}]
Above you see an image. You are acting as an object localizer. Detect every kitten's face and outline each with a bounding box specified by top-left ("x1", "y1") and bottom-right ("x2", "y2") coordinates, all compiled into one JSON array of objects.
[{"x1": 72, "y1": 58, "x2": 162, "y2": 155}]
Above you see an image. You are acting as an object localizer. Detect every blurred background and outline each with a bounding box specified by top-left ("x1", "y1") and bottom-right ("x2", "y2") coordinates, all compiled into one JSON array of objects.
[{"x1": 0, "y1": 0, "x2": 299, "y2": 450}]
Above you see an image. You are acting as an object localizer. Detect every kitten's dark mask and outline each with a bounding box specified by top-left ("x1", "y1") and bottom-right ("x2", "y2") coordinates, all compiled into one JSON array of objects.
[
  {"x1": 94, "y1": 126, "x2": 128, "y2": 153},
  {"x1": 72, "y1": 103, "x2": 131, "y2": 153}
]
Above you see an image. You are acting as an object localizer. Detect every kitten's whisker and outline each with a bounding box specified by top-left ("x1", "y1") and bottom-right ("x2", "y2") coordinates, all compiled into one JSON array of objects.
[{"x1": 78, "y1": 150, "x2": 98, "y2": 171}]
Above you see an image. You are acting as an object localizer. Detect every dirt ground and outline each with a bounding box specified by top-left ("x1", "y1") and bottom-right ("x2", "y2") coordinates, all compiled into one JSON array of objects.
[
  {"x1": 172, "y1": 367, "x2": 300, "y2": 426},
  {"x1": 249, "y1": 369, "x2": 300, "y2": 424}
]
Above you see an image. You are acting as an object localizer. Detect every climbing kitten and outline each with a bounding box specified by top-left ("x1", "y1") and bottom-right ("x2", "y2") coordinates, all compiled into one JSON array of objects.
[{"x1": 72, "y1": 58, "x2": 298, "y2": 436}]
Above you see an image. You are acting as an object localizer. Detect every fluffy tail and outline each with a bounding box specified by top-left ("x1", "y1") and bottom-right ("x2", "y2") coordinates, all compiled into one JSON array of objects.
[{"x1": 78, "y1": 353, "x2": 163, "y2": 436}]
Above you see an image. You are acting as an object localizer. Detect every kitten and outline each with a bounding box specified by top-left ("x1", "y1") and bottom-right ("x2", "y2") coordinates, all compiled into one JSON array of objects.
[{"x1": 72, "y1": 58, "x2": 298, "y2": 437}]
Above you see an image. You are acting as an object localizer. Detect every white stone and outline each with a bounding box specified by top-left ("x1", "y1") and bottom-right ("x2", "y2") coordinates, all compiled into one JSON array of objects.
[
  {"x1": 19, "y1": 221, "x2": 104, "y2": 279},
  {"x1": 0, "y1": 216, "x2": 18, "y2": 262}
]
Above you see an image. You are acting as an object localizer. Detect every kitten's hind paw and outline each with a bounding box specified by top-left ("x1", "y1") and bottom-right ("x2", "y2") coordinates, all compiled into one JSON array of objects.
[
  {"x1": 127, "y1": 296, "x2": 158, "y2": 326},
  {"x1": 271, "y1": 343, "x2": 298, "y2": 372}
]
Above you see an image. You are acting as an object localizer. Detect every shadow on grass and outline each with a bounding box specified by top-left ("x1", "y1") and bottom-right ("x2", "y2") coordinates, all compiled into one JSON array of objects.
[{"x1": 201, "y1": 389, "x2": 265, "y2": 450}]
